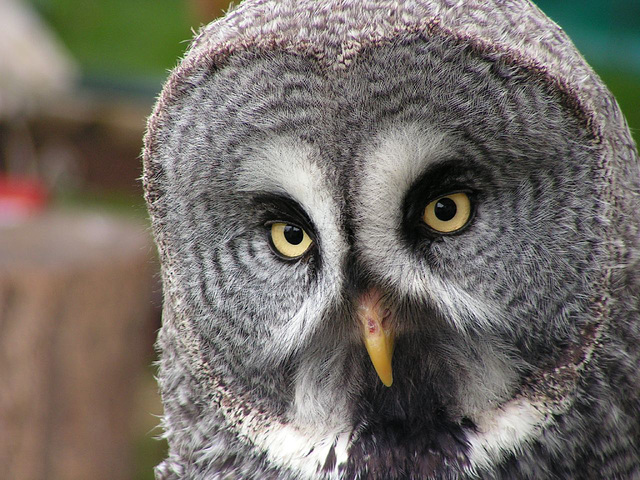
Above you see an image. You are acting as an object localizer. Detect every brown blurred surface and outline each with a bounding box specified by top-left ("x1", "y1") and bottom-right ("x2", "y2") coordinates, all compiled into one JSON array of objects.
[
  {"x1": 189, "y1": 0, "x2": 233, "y2": 22},
  {"x1": 0, "y1": 210, "x2": 153, "y2": 480}
]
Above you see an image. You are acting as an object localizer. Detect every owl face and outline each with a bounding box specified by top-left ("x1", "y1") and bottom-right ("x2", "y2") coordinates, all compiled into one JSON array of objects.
[{"x1": 153, "y1": 36, "x2": 605, "y2": 477}]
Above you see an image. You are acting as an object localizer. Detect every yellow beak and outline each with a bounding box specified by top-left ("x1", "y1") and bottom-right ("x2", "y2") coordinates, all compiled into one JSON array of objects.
[{"x1": 357, "y1": 288, "x2": 395, "y2": 387}]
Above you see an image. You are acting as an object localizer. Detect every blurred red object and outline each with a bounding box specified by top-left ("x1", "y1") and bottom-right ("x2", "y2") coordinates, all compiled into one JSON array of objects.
[{"x1": 0, "y1": 175, "x2": 49, "y2": 225}]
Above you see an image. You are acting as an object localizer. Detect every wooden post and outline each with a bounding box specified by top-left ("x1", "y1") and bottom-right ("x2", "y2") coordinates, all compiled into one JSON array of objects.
[{"x1": 0, "y1": 210, "x2": 153, "y2": 480}]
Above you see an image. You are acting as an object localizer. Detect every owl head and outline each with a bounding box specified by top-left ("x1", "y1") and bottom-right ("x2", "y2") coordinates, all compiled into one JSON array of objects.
[{"x1": 143, "y1": 0, "x2": 640, "y2": 478}]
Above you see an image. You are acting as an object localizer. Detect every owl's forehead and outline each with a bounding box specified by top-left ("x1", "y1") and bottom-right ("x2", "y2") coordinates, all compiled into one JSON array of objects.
[{"x1": 195, "y1": 38, "x2": 586, "y2": 196}]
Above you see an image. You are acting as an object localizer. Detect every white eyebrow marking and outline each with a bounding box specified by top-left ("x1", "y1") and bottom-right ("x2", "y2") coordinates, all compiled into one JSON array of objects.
[
  {"x1": 354, "y1": 122, "x2": 450, "y2": 259},
  {"x1": 361, "y1": 122, "x2": 450, "y2": 209},
  {"x1": 236, "y1": 138, "x2": 336, "y2": 231}
]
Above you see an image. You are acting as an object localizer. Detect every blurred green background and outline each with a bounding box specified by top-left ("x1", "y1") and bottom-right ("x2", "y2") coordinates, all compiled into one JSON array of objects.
[
  {"x1": 3, "y1": 1, "x2": 637, "y2": 479},
  {"x1": 536, "y1": 0, "x2": 640, "y2": 143},
  {"x1": 30, "y1": 0, "x2": 198, "y2": 97}
]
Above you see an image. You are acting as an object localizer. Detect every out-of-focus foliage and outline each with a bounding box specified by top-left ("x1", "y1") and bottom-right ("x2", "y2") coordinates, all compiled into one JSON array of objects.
[
  {"x1": 29, "y1": 0, "x2": 196, "y2": 88},
  {"x1": 535, "y1": 0, "x2": 640, "y2": 144},
  {"x1": 535, "y1": 0, "x2": 640, "y2": 71},
  {"x1": 598, "y1": 69, "x2": 640, "y2": 145}
]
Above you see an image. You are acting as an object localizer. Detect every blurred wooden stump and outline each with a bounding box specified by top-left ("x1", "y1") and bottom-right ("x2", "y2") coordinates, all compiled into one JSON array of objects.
[{"x1": 0, "y1": 210, "x2": 153, "y2": 480}]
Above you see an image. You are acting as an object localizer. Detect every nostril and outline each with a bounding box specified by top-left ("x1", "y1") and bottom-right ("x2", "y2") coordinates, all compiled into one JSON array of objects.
[{"x1": 367, "y1": 317, "x2": 378, "y2": 334}]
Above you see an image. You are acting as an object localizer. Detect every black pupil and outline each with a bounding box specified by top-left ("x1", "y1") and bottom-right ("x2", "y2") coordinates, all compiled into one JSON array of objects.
[
  {"x1": 284, "y1": 225, "x2": 304, "y2": 245},
  {"x1": 434, "y1": 197, "x2": 457, "y2": 221}
]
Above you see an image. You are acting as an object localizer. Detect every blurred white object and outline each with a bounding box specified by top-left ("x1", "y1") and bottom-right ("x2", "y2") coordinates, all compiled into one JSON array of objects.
[{"x1": 0, "y1": 0, "x2": 79, "y2": 119}]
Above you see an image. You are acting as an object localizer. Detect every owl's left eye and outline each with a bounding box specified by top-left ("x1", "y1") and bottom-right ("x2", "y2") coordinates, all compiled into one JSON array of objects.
[
  {"x1": 268, "y1": 222, "x2": 314, "y2": 259},
  {"x1": 422, "y1": 192, "x2": 472, "y2": 233}
]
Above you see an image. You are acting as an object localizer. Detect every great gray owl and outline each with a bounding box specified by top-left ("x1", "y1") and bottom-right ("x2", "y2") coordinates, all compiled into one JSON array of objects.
[{"x1": 143, "y1": 0, "x2": 640, "y2": 478}]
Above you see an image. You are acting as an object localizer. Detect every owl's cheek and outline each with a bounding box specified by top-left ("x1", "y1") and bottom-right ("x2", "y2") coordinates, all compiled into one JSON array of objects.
[{"x1": 248, "y1": 284, "x2": 346, "y2": 366}]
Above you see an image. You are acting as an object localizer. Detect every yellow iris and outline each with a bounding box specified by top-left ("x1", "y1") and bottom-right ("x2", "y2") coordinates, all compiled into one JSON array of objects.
[
  {"x1": 270, "y1": 223, "x2": 313, "y2": 258},
  {"x1": 423, "y1": 192, "x2": 471, "y2": 233}
]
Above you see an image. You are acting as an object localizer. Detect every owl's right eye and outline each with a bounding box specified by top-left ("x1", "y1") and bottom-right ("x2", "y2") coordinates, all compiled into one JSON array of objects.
[{"x1": 268, "y1": 222, "x2": 314, "y2": 259}]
